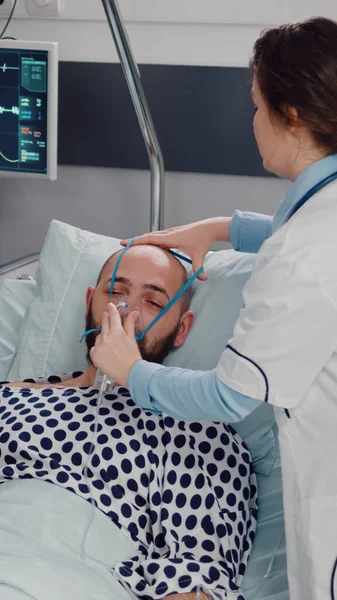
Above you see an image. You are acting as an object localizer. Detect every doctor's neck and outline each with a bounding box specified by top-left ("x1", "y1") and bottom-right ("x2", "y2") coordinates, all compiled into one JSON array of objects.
[{"x1": 287, "y1": 138, "x2": 328, "y2": 182}]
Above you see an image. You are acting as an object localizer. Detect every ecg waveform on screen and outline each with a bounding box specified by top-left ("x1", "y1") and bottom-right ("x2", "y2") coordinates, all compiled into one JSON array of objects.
[
  {"x1": 0, "y1": 63, "x2": 19, "y2": 73},
  {"x1": 0, "y1": 151, "x2": 18, "y2": 163},
  {"x1": 0, "y1": 105, "x2": 19, "y2": 115}
]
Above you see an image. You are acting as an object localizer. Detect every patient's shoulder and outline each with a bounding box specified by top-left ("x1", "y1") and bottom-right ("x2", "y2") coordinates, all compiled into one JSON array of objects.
[
  {"x1": 9, "y1": 380, "x2": 40, "y2": 388},
  {"x1": 6, "y1": 372, "x2": 85, "y2": 389},
  {"x1": 7, "y1": 380, "x2": 65, "y2": 389}
]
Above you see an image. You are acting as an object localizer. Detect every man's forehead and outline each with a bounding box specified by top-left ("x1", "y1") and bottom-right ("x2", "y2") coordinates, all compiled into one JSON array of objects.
[{"x1": 101, "y1": 245, "x2": 184, "y2": 286}]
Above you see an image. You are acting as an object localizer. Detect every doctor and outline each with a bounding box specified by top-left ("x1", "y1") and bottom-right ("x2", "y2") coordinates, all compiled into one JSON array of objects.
[{"x1": 91, "y1": 17, "x2": 337, "y2": 600}]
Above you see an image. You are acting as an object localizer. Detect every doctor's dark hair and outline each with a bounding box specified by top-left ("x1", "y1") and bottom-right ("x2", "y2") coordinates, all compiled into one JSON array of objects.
[
  {"x1": 250, "y1": 17, "x2": 337, "y2": 155},
  {"x1": 96, "y1": 248, "x2": 193, "y2": 314}
]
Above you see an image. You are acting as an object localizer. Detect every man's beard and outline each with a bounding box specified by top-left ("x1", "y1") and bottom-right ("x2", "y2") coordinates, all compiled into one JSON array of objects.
[{"x1": 85, "y1": 300, "x2": 180, "y2": 366}]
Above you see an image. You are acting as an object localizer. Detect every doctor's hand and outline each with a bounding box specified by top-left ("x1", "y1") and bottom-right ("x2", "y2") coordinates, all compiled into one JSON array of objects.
[
  {"x1": 90, "y1": 303, "x2": 142, "y2": 388},
  {"x1": 121, "y1": 217, "x2": 232, "y2": 281}
]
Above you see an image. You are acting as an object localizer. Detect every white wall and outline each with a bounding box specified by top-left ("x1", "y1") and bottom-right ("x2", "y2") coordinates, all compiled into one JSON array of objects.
[
  {"x1": 4, "y1": 0, "x2": 337, "y2": 66},
  {"x1": 0, "y1": 166, "x2": 288, "y2": 264},
  {"x1": 0, "y1": 0, "x2": 334, "y2": 264}
]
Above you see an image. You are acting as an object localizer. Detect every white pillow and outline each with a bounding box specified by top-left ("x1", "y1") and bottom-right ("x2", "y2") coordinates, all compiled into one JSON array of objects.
[
  {"x1": 0, "y1": 278, "x2": 37, "y2": 381},
  {"x1": 164, "y1": 249, "x2": 254, "y2": 370},
  {"x1": 9, "y1": 220, "x2": 121, "y2": 380},
  {"x1": 9, "y1": 219, "x2": 256, "y2": 379}
]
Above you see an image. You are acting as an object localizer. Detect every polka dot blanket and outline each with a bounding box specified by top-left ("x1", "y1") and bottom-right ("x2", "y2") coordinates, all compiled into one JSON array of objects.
[{"x1": 0, "y1": 374, "x2": 258, "y2": 599}]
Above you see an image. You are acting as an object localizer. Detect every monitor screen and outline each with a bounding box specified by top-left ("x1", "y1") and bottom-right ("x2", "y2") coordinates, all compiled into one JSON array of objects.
[{"x1": 0, "y1": 40, "x2": 58, "y2": 180}]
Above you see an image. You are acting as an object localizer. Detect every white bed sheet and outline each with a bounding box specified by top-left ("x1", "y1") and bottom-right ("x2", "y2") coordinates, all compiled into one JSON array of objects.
[{"x1": 0, "y1": 479, "x2": 136, "y2": 600}]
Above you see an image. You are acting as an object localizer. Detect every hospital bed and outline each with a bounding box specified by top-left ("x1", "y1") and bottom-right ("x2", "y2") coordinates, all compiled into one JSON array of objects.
[
  {"x1": 0, "y1": 222, "x2": 288, "y2": 600},
  {"x1": 0, "y1": 1, "x2": 288, "y2": 598}
]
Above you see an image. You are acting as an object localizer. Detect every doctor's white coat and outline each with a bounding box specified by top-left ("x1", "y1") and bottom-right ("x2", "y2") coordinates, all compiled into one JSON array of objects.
[{"x1": 217, "y1": 180, "x2": 337, "y2": 599}]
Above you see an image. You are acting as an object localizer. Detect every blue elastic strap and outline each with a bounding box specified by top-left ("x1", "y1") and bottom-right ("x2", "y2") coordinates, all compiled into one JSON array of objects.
[
  {"x1": 108, "y1": 237, "x2": 137, "y2": 297},
  {"x1": 80, "y1": 243, "x2": 203, "y2": 342},
  {"x1": 135, "y1": 263, "x2": 202, "y2": 340},
  {"x1": 135, "y1": 248, "x2": 201, "y2": 340},
  {"x1": 79, "y1": 238, "x2": 137, "y2": 343},
  {"x1": 168, "y1": 249, "x2": 192, "y2": 264},
  {"x1": 80, "y1": 328, "x2": 100, "y2": 341}
]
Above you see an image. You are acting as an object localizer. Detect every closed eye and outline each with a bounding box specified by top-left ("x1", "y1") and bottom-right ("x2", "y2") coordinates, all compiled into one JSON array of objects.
[{"x1": 148, "y1": 300, "x2": 163, "y2": 309}]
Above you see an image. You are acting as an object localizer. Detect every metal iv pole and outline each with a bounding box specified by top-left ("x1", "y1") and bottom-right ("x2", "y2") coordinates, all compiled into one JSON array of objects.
[{"x1": 101, "y1": 0, "x2": 165, "y2": 232}]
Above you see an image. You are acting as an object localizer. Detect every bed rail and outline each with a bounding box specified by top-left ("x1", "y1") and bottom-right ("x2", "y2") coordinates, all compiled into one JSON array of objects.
[
  {"x1": 101, "y1": 0, "x2": 165, "y2": 232},
  {"x1": 0, "y1": 253, "x2": 39, "y2": 278}
]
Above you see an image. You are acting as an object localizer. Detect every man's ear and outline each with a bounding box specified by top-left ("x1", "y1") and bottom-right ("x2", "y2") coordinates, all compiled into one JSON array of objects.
[
  {"x1": 173, "y1": 311, "x2": 194, "y2": 348},
  {"x1": 85, "y1": 286, "x2": 95, "y2": 317}
]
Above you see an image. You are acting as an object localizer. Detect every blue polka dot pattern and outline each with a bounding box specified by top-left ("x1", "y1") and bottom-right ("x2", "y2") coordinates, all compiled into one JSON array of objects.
[{"x1": 0, "y1": 372, "x2": 257, "y2": 599}]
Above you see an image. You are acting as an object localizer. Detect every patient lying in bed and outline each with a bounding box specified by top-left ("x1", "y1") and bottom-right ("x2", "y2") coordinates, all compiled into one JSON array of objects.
[{"x1": 0, "y1": 246, "x2": 257, "y2": 600}]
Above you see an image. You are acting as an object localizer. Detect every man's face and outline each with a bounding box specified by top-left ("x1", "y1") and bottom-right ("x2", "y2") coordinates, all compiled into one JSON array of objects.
[{"x1": 85, "y1": 246, "x2": 194, "y2": 364}]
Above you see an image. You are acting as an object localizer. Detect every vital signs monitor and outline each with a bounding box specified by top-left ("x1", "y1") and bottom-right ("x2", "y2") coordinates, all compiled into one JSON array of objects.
[{"x1": 0, "y1": 40, "x2": 58, "y2": 180}]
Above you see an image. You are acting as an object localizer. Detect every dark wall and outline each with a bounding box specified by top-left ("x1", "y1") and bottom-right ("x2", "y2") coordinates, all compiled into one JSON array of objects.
[{"x1": 58, "y1": 62, "x2": 267, "y2": 177}]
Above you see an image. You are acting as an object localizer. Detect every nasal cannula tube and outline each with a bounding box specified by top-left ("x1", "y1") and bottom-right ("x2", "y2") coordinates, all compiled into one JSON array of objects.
[{"x1": 81, "y1": 300, "x2": 131, "y2": 561}]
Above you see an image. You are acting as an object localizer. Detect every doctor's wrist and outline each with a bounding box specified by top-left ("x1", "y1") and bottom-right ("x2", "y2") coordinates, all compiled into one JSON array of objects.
[{"x1": 207, "y1": 216, "x2": 232, "y2": 243}]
